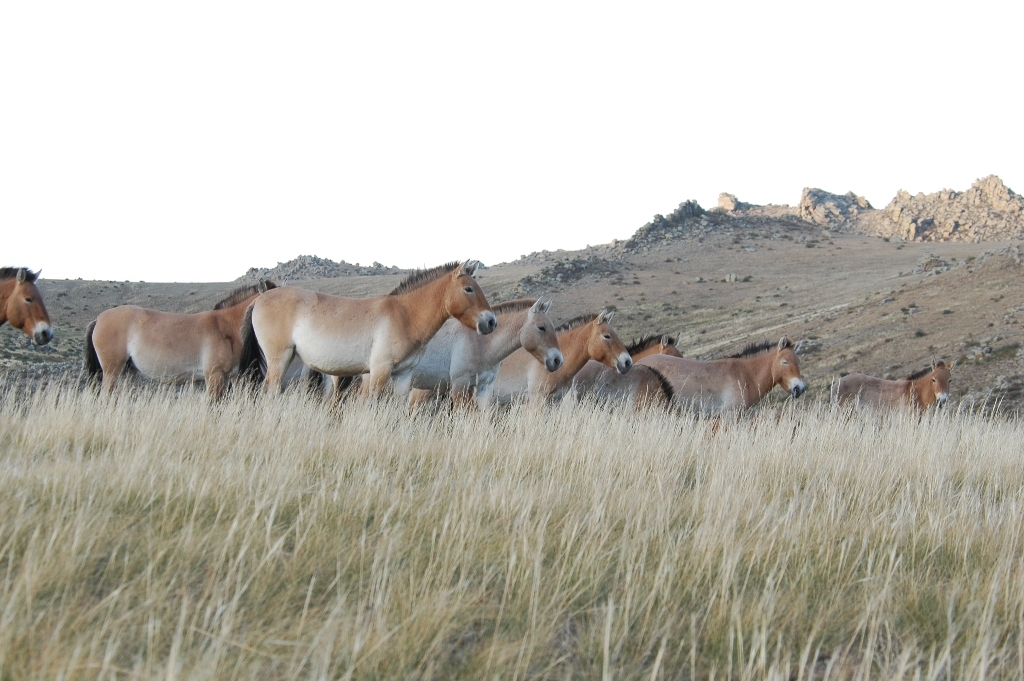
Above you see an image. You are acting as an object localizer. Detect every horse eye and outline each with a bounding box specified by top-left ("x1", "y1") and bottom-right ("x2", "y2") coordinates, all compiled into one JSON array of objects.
[
  {"x1": 603, "y1": 334, "x2": 611, "y2": 340},
  {"x1": 24, "y1": 297, "x2": 33, "y2": 304},
  {"x1": 781, "y1": 360, "x2": 788, "y2": 365},
  {"x1": 463, "y1": 286, "x2": 474, "y2": 294},
  {"x1": 538, "y1": 326, "x2": 546, "y2": 332}
]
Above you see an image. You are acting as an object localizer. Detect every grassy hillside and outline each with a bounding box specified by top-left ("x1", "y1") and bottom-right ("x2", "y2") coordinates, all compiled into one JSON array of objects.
[{"x1": 1, "y1": 383, "x2": 1023, "y2": 678}]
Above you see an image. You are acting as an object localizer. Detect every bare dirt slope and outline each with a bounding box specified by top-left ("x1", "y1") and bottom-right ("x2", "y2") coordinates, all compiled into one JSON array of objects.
[{"x1": 6, "y1": 212, "x2": 1023, "y2": 409}]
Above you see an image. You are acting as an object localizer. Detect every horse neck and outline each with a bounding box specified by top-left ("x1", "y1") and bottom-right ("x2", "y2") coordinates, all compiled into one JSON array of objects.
[
  {"x1": 394, "y1": 276, "x2": 456, "y2": 346},
  {"x1": 0, "y1": 279, "x2": 13, "y2": 325},
  {"x1": 483, "y1": 309, "x2": 528, "y2": 363},
  {"x1": 553, "y1": 324, "x2": 594, "y2": 380},
  {"x1": 743, "y1": 351, "x2": 779, "y2": 400},
  {"x1": 217, "y1": 295, "x2": 258, "y2": 331}
]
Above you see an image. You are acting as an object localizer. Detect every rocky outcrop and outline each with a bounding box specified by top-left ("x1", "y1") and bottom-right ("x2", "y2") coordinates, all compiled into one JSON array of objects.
[
  {"x1": 798, "y1": 188, "x2": 873, "y2": 229},
  {"x1": 626, "y1": 200, "x2": 706, "y2": 249},
  {"x1": 237, "y1": 255, "x2": 406, "y2": 282},
  {"x1": 862, "y1": 175, "x2": 1024, "y2": 242}
]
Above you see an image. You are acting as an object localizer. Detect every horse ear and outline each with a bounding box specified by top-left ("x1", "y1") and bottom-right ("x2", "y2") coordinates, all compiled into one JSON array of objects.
[
  {"x1": 16, "y1": 268, "x2": 26, "y2": 284},
  {"x1": 778, "y1": 336, "x2": 791, "y2": 350},
  {"x1": 661, "y1": 335, "x2": 672, "y2": 348},
  {"x1": 542, "y1": 299, "x2": 552, "y2": 315},
  {"x1": 599, "y1": 309, "x2": 615, "y2": 324},
  {"x1": 458, "y1": 260, "x2": 480, "y2": 277},
  {"x1": 257, "y1": 278, "x2": 268, "y2": 294},
  {"x1": 675, "y1": 333, "x2": 683, "y2": 347},
  {"x1": 530, "y1": 298, "x2": 543, "y2": 313},
  {"x1": 949, "y1": 358, "x2": 957, "y2": 371}
]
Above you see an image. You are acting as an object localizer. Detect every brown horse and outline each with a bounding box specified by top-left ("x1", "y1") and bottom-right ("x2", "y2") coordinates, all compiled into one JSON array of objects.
[
  {"x1": 239, "y1": 260, "x2": 496, "y2": 396},
  {"x1": 85, "y1": 280, "x2": 276, "y2": 398},
  {"x1": 0, "y1": 268, "x2": 53, "y2": 345},
  {"x1": 570, "y1": 333, "x2": 682, "y2": 408},
  {"x1": 640, "y1": 337, "x2": 806, "y2": 411},
  {"x1": 491, "y1": 310, "x2": 631, "y2": 403},
  {"x1": 833, "y1": 362, "x2": 952, "y2": 411}
]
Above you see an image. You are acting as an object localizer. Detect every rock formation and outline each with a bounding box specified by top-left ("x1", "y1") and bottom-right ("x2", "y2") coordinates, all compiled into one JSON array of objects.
[
  {"x1": 237, "y1": 255, "x2": 405, "y2": 282},
  {"x1": 861, "y1": 175, "x2": 1024, "y2": 242},
  {"x1": 798, "y1": 188, "x2": 873, "y2": 229}
]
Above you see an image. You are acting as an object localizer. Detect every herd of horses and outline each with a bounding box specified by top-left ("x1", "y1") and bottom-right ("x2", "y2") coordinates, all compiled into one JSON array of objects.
[{"x1": 1, "y1": 262, "x2": 954, "y2": 412}]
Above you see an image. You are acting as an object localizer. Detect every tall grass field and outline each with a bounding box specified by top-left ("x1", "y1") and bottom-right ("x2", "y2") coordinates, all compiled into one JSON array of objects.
[{"x1": 1, "y1": 382, "x2": 1022, "y2": 679}]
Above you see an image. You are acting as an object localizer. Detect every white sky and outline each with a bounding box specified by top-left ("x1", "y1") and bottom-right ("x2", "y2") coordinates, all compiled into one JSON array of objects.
[{"x1": 2, "y1": 1, "x2": 1021, "y2": 282}]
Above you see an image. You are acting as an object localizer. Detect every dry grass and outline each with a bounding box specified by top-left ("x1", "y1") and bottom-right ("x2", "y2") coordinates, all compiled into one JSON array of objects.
[{"x1": 1, "y1": 382, "x2": 1023, "y2": 679}]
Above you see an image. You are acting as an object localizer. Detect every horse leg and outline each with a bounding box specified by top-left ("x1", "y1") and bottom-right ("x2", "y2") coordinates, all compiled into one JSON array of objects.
[
  {"x1": 474, "y1": 380, "x2": 495, "y2": 410},
  {"x1": 408, "y1": 388, "x2": 434, "y2": 410},
  {"x1": 362, "y1": 365, "x2": 393, "y2": 397},
  {"x1": 263, "y1": 348, "x2": 294, "y2": 394},
  {"x1": 97, "y1": 349, "x2": 128, "y2": 395},
  {"x1": 205, "y1": 370, "x2": 228, "y2": 400},
  {"x1": 330, "y1": 375, "x2": 356, "y2": 408}
]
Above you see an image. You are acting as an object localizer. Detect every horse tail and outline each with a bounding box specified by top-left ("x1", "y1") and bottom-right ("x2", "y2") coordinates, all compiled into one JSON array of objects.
[
  {"x1": 237, "y1": 303, "x2": 266, "y2": 384},
  {"x1": 647, "y1": 366, "x2": 674, "y2": 406},
  {"x1": 83, "y1": 320, "x2": 102, "y2": 380}
]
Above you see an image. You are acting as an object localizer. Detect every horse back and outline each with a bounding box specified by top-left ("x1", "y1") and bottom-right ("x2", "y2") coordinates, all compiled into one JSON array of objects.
[{"x1": 836, "y1": 373, "x2": 909, "y2": 408}]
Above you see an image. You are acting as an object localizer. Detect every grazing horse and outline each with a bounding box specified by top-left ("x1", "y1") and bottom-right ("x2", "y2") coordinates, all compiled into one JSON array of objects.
[
  {"x1": 491, "y1": 310, "x2": 632, "y2": 403},
  {"x1": 640, "y1": 337, "x2": 807, "y2": 411},
  {"x1": 833, "y1": 362, "x2": 952, "y2": 411},
  {"x1": 0, "y1": 268, "x2": 53, "y2": 345},
  {"x1": 402, "y1": 298, "x2": 563, "y2": 409},
  {"x1": 240, "y1": 260, "x2": 496, "y2": 396},
  {"x1": 570, "y1": 333, "x2": 682, "y2": 408},
  {"x1": 84, "y1": 280, "x2": 276, "y2": 398}
]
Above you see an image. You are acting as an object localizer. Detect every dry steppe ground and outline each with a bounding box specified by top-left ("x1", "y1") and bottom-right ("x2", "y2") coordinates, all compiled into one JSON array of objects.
[{"x1": 6, "y1": 213, "x2": 1023, "y2": 408}]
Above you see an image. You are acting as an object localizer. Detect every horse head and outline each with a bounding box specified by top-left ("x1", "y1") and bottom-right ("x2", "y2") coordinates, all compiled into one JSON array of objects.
[
  {"x1": 772, "y1": 336, "x2": 805, "y2": 398},
  {"x1": 445, "y1": 260, "x2": 497, "y2": 335},
  {"x1": 930, "y1": 360, "x2": 952, "y2": 407},
  {"x1": 521, "y1": 298, "x2": 563, "y2": 372},
  {"x1": 5, "y1": 268, "x2": 52, "y2": 345},
  {"x1": 661, "y1": 333, "x2": 684, "y2": 358},
  {"x1": 588, "y1": 309, "x2": 632, "y2": 375}
]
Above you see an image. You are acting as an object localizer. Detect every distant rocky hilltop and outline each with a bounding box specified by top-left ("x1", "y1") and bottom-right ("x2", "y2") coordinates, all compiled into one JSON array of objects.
[
  {"x1": 860, "y1": 175, "x2": 1024, "y2": 242},
  {"x1": 657, "y1": 175, "x2": 1024, "y2": 244},
  {"x1": 237, "y1": 255, "x2": 406, "y2": 282}
]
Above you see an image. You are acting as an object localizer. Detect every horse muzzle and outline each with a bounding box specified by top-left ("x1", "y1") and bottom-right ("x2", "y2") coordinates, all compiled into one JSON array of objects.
[
  {"x1": 615, "y1": 353, "x2": 633, "y2": 375},
  {"x1": 789, "y1": 378, "x2": 807, "y2": 398},
  {"x1": 935, "y1": 392, "x2": 949, "y2": 407},
  {"x1": 545, "y1": 349, "x2": 564, "y2": 373},
  {"x1": 33, "y1": 323, "x2": 53, "y2": 346},
  {"x1": 476, "y1": 311, "x2": 497, "y2": 335}
]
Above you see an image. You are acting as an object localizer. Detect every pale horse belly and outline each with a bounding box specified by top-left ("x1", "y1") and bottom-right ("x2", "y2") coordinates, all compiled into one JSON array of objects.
[
  {"x1": 127, "y1": 337, "x2": 204, "y2": 384},
  {"x1": 291, "y1": 319, "x2": 371, "y2": 376}
]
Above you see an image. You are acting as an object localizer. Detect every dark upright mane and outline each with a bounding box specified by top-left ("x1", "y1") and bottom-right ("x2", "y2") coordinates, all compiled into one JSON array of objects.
[
  {"x1": 729, "y1": 340, "x2": 775, "y2": 359},
  {"x1": 0, "y1": 268, "x2": 38, "y2": 283},
  {"x1": 389, "y1": 261, "x2": 462, "y2": 296},
  {"x1": 627, "y1": 333, "x2": 669, "y2": 356},
  {"x1": 491, "y1": 299, "x2": 537, "y2": 316},
  {"x1": 556, "y1": 314, "x2": 597, "y2": 333},
  {"x1": 213, "y1": 281, "x2": 277, "y2": 310},
  {"x1": 905, "y1": 366, "x2": 934, "y2": 380}
]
